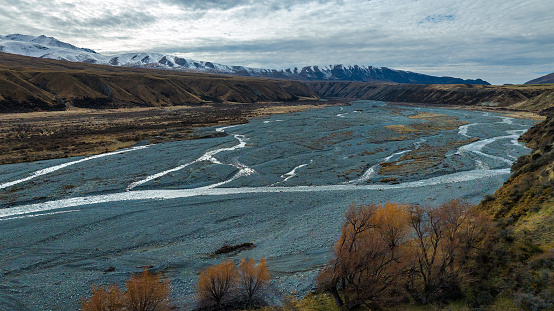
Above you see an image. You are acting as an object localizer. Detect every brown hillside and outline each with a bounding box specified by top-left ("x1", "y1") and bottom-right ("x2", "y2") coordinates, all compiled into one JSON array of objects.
[
  {"x1": 525, "y1": 72, "x2": 554, "y2": 84},
  {"x1": 309, "y1": 82, "x2": 554, "y2": 113},
  {"x1": 0, "y1": 52, "x2": 319, "y2": 112}
]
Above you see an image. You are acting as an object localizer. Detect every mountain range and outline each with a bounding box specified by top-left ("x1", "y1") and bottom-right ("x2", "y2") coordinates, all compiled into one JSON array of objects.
[{"x1": 0, "y1": 34, "x2": 489, "y2": 85}]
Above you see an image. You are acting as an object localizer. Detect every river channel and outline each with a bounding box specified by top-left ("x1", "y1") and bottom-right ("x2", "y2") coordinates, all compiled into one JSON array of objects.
[{"x1": 0, "y1": 101, "x2": 536, "y2": 310}]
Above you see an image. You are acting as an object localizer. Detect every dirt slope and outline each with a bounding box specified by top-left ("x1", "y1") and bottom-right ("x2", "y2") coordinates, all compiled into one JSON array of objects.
[
  {"x1": 0, "y1": 52, "x2": 319, "y2": 112},
  {"x1": 309, "y1": 81, "x2": 554, "y2": 113}
]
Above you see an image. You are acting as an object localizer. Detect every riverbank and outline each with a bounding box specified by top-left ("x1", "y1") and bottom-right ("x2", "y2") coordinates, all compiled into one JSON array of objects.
[
  {"x1": 0, "y1": 100, "x2": 344, "y2": 165},
  {"x1": 386, "y1": 101, "x2": 546, "y2": 121}
]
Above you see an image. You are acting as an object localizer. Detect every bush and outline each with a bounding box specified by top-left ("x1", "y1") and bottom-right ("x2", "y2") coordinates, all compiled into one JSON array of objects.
[
  {"x1": 513, "y1": 251, "x2": 554, "y2": 311},
  {"x1": 81, "y1": 268, "x2": 171, "y2": 311}
]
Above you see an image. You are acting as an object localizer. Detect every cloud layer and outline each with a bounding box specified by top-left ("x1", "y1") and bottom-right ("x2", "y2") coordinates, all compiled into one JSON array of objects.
[{"x1": 1, "y1": 0, "x2": 552, "y2": 84}]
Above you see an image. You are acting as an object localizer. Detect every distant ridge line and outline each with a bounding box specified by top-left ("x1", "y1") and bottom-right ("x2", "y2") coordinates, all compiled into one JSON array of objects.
[{"x1": 0, "y1": 34, "x2": 489, "y2": 85}]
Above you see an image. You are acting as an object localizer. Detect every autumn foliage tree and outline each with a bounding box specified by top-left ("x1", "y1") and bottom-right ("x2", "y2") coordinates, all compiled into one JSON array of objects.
[
  {"x1": 196, "y1": 258, "x2": 270, "y2": 309},
  {"x1": 81, "y1": 267, "x2": 171, "y2": 311},
  {"x1": 319, "y1": 203, "x2": 411, "y2": 309},
  {"x1": 196, "y1": 260, "x2": 238, "y2": 308},
  {"x1": 124, "y1": 268, "x2": 172, "y2": 311},
  {"x1": 237, "y1": 258, "x2": 271, "y2": 307},
  {"x1": 81, "y1": 284, "x2": 125, "y2": 311},
  {"x1": 319, "y1": 200, "x2": 489, "y2": 308}
]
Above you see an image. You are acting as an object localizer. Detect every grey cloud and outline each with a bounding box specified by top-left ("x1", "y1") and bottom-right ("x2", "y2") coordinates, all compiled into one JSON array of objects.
[
  {"x1": 79, "y1": 11, "x2": 157, "y2": 29},
  {"x1": 153, "y1": 23, "x2": 552, "y2": 84},
  {"x1": 159, "y1": 27, "x2": 391, "y2": 55},
  {"x1": 1, "y1": 0, "x2": 553, "y2": 85},
  {"x1": 161, "y1": 0, "x2": 253, "y2": 11},
  {"x1": 161, "y1": 0, "x2": 344, "y2": 11},
  {"x1": 0, "y1": 1, "x2": 157, "y2": 39},
  {"x1": 421, "y1": 14, "x2": 455, "y2": 24}
]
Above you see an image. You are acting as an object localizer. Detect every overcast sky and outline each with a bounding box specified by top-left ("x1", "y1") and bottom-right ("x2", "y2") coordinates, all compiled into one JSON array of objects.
[{"x1": 1, "y1": 0, "x2": 553, "y2": 84}]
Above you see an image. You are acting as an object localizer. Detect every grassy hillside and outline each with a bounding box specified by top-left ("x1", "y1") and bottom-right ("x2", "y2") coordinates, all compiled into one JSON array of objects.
[
  {"x1": 0, "y1": 52, "x2": 319, "y2": 112},
  {"x1": 480, "y1": 115, "x2": 554, "y2": 248}
]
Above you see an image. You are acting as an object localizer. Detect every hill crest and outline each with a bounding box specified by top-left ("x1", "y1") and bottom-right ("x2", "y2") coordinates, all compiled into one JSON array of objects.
[{"x1": 0, "y1": 34, "x2": 489, "y2": 85}]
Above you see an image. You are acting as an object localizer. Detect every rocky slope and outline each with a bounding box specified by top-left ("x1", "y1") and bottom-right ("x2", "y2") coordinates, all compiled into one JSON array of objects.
[
  {"x1": 525, "y1": 72, "x2": 554, "y2": 84},
  {"x1": 309, "y1": 81, "x2": 554, "y2": 113},
  {"x1": 0, "y1": 52, "x2": 319, "y2": 112},
  {"x1": 0, "y1": 34, "x2": 489, "y2": 85}
]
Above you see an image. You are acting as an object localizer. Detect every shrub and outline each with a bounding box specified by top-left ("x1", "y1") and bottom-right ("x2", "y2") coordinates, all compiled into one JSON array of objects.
[
  {"x1": 513, "y1": 251, "x2": 554, "y2": 311},
  {"x1": 125, "y1": 268, "x2": 172, "y2": 311},
  {"x1": 81, "y1": 268, "x2": 171, "y2": 311},
  {"x1": 81, "y1": 284, "x2": 125, "y2": 311}
]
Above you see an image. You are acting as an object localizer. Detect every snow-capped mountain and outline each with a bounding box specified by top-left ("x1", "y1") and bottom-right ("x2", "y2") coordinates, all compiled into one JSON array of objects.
[
  {"x1": 0, "y1": 34, "x2": 98, "y2": 61},
  {"x1": 272, "y1": 65, "x2": 489, "y2": 84},
  {"x1": 0, "y1": 34, "x2": 489, "y2": 85}
]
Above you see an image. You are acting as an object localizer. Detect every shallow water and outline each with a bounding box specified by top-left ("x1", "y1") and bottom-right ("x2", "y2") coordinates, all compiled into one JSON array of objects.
[{"x1": 0, "y1": 101, "x2": 535, "y2": 310}]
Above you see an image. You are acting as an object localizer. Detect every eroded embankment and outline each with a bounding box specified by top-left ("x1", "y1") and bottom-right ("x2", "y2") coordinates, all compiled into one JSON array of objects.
[{"x1": 308, "y1": 81, "x2": 554, "y2": 112}]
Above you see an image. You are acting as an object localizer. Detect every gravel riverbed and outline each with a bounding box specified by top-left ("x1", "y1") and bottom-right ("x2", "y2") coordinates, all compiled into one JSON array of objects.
[{"x1": 0, "y1": 101, "x2": 536, "y2": 310}]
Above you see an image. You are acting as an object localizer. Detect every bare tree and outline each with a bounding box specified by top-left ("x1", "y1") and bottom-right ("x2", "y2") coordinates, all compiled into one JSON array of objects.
[{"x1": 407, "y1": 200, "x2": 487, "y2": 304}]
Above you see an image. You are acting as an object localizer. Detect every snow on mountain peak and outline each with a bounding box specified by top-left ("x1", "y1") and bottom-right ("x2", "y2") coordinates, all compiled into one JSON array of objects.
[
  {"x1": 0, "y1": 34, "x2": 97, "y2": 54},
  {"x1": 0, "y1": 34, "x2": 490, "y2": 85}
]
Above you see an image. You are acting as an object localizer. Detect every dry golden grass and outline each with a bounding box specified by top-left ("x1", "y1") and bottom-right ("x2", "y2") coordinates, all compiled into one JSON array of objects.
[
  {"x1": 0, "y1": 52, "x2": 320, "y2": 113},
  {"x1": 385, "y1": 124, "x2": 419, "y2": 133},
  {"x1": 408, "y1": 112, "x2": 447, "y2": 119}
]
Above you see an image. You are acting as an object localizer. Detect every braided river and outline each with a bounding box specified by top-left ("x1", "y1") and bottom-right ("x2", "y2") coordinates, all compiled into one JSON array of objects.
[{"x1": 0, "y1": 101, "x2": 536, "y2": 310}]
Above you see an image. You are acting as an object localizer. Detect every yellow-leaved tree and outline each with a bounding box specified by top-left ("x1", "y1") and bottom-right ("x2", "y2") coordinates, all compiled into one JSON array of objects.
[
  {"x1": 81, "y1": 284, "x2": 124, "y2": 311},
  {"x1": 318, "y1": 203, "x2": 411, "y2": 310},
  {"x1": 237, "y1": 258, "x2": 270, "y2": 307},
  {"x1": 196, "y1": 260, "x2": 237, "y2": 308}
]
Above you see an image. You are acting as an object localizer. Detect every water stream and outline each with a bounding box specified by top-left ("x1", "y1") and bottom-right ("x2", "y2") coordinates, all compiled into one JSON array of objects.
[{"x1": 0, "y1": 101, "x2": 536, "y2": 310}]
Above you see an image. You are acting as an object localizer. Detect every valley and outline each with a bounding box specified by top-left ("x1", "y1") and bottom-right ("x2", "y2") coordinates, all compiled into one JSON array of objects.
[
  {"x1": 0, "y1": 101, "x2": 536, "y2": 310},
  {"x1": 1, "y1": 0, "x2": 553, "y2": 308}
]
